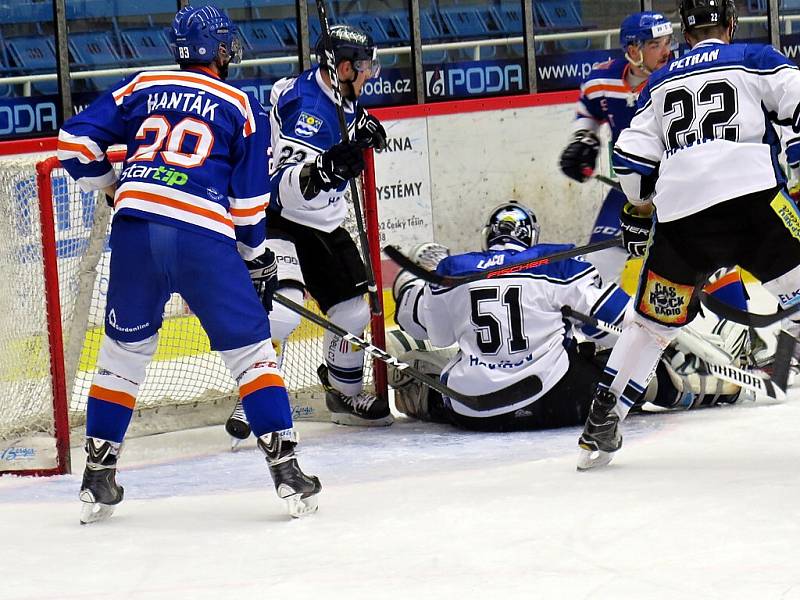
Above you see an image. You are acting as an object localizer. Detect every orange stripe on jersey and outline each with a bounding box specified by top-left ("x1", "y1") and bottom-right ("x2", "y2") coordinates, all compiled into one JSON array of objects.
[
  {"x1": 116, "y1": 190, "x2": 235, "y2": 230},
  {"x1": 57, "y1": 139, "x2": 99, "y2": 162},
  {"x1": 239, "y1": 373, "x2": 286, "y2": 399},
  {"x1": 89, "y1": 385, "x2": 136, "y2": 409},
  {"x1": 704, "y1": 270, "x2": 743, "y2": 294},
  {"x1": 229, "y1": 203, "x2": 267, "y2": 218},
  {"x1": 113, "y1": 72, "x2": 254, "y2": 135},
  {"x1": 583, "y1": 83, "x2": 630, "y2": 96}
]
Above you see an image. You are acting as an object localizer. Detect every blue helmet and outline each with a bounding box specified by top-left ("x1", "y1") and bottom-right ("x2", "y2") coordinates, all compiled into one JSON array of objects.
[
  {"x1": 619, "y1": 11, "x2": 673, "y2": 49},
  {"x1": 169, "y1": 5, "x2": 242, "y2": 65}
]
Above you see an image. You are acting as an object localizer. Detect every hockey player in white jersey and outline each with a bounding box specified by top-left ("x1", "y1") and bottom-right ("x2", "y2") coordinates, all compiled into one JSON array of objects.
[
  {"x1": 391, "y1": 202, "x2": 749, "y2": 430},
  {"x1": 57, "y1": 5, "x2": 320, "y2": 521},
  {"x1": 225, "y1": 24, "x2": 389, "y2": 439},
  {"x1": 577, "y1": 0, "x2": 800, "y2": 470}
]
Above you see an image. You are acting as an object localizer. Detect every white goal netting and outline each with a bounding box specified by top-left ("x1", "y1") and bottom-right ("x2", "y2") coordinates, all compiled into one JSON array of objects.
[{"x1": 0, "y1": 154, "x2": 384, "y2": 473}]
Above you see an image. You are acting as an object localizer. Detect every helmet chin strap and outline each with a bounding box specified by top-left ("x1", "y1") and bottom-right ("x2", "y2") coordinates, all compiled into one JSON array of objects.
[{"x1": 624, "y1": 45, "x2": 652, "y2": 76}]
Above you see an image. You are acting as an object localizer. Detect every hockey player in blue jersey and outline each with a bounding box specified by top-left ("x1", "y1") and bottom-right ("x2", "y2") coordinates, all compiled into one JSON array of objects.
[
  {"x1": 577, "y1": 0, "x2": 800, "y2": 470},
  {"x1": 559, "y1": 11, "x2": 674, "y2": 285},
  {"x1": 225, "y1": 24, "x2": 390, "y2": 439},
  {"x1": 389, "y1": 203, "x2": 748, "y2": 431},
  {"x1": 57, "y1": 5, "x2": 320, "y2": 522}
]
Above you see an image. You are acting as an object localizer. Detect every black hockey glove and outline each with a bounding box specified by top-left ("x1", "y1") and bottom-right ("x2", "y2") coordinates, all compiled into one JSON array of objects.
[
  {"x1": 302, "y1": 142, "x2": 365, "y2": 198},
  {"x1": 246, "y1": 248, "x2": 278, "y2": 313},
  {"x1": 559, "y1": 130, "x2": 600, "y2": 183},
  {"x1": 354, "y1": 106, "x2": 387, "y2": 151},
  {"x1": 620, "y1": 202, "x2": 653, "y2": 258}
]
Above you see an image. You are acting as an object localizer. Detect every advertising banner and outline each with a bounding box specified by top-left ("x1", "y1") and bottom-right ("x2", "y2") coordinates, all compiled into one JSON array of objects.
[{"x1": 370, "y1": 117, "x2": 433, "y2": 251}]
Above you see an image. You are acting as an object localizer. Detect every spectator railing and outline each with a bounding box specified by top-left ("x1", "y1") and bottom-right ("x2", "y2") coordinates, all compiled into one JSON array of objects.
[{"x1": 0, "y1": 15, "x2": 795, "y2": 97}]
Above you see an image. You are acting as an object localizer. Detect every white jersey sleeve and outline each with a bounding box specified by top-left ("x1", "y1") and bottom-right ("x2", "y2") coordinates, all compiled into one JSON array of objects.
[{"x1": 614, "y1": 41, "x2": 800, "y2": 221}]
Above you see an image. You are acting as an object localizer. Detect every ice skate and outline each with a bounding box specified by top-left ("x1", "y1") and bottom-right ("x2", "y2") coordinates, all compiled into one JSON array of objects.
[
  {"x1": 577, "y1": 388, "x2": 622, "y2": 471},
  {"x1": 317, "y1": 364, "x2": 393, "y2": 427},
  {"x1": 225, "y1": 399, "x2": 251, "y2": 451},
  {"x1": 258, "y1": 432, "x2": 321, "y2": 518},
  {"x1": 79, "y1": 437, "x2": 124, "y2": 524}
]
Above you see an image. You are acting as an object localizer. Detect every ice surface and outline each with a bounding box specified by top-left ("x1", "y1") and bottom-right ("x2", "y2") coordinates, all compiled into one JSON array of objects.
[{"x1": 2, "y1": 393, "x2": 800, "y2": 600}]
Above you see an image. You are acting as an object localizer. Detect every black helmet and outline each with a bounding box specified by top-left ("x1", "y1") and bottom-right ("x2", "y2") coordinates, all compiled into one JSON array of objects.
[
  {"x1": 315, "y1": 24, "x2": 380, "y2": 77},
  {"x1": 481, "y1": 202, "x2": 540, "y2": 251},
  {"x1": 678, "y1": 0, "x2": 738, "y2": 39}
]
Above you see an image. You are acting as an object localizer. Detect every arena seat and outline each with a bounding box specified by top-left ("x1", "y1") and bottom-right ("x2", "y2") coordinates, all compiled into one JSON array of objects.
[
  {"x1": 5, "y1": 36, "x2": 58, "y2": 95},
  {"x1": 120, "y1": 28, "x2": 173, "y2": 63}
]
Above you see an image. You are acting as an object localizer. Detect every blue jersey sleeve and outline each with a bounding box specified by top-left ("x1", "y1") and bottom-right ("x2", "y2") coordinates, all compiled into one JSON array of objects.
[
  {"x1": 56, "y1": 78, "x2": 133, "y2": 192},
  {"x1": 229, "y1": 98, "x2": 270, "y2": 261}
]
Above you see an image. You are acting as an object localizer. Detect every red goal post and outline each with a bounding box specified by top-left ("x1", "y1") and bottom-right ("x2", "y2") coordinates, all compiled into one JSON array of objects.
[{"x1": 0, "y1": 149, "x2": 387, "y2": 476}]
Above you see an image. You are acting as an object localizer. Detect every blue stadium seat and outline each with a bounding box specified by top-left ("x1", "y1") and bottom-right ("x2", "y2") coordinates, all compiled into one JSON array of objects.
[
  {"x1": 441, "y1": 6, "x2": 494, "y2": 60},
  {"x1": 536, "y1": 0, "x2": 590, "y2": 52},
  {"x1": 239, "y1": 21, "x2": 286, "y2": 54},
  {"x1": 490, "y1": 4, "x2": 528, "y2": 56},
  {"x1": 68, "y1": 31, "x2": 125, "y2": 92},
  {"x1": 238, "y1": 20, "x2": 295, "y2": 79},
  {"x1": 373, "y1": 13, "x2": 410, "y2": 45},
  {"x1": 341, "y1": 14, "x2": 398, "y2": 66},
  {"x1": 120, "y1": 28, "x2": 173, "y2": 63},
  {"x1": 5, "y1": 36, "x2": 58, "y2": 95},
  {"x1": 69, "y1": 32, "x2": 120, "y2": 67},
  {"x1": 271, "y1": 19, "x2": 299, "y2": 49}
]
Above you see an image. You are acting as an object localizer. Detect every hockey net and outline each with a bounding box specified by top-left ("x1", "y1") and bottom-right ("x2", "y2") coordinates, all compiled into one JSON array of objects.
[{"x1": 0, "y1": 151, "x2": 386, "y2": 475}]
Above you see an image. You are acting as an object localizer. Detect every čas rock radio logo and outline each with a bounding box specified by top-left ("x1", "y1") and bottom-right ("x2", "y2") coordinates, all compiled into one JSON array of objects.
[{"x1": 639, "y1": 271, "x2": 693, "y2": 324}]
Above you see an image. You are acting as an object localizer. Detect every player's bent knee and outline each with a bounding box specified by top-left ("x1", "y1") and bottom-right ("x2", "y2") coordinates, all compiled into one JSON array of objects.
[
  {"x1": 327, "y1": 296, "x2": 370, "y2": 334},
  {"x1": 97, "y1": 334, "x2": 158, "y2": 385},
  {"x1": 270, "y1": 286, "x2": 304, "y2": 340},
  {"x1": 629, "y1": 311, "x2": 681, "y2": 348},
  {"x1": 219, "y1": 339, "x2": 278, "y2": 381}
]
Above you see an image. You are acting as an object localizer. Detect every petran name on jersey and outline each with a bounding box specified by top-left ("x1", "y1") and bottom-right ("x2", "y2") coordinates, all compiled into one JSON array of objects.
[
  {"x1": 146, "y1": 91, "x2": 219, "y2": 120},
  {"x1": 668, "y1": 48, "x2": 720, "y2": 72}
]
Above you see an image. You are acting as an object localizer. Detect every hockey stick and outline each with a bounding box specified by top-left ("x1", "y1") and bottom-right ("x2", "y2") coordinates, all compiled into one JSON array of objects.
[
  {"x1": 383, "y1": 237, "x2": 622, "y2": 287},
  {"x1": 273, "y1": 293, "x2": 543, "y2": 411},
  {"x1": 594, "y1": 174, "x2": 622, "y2": 192},
  {"x1": 315, "y1": 0, "x2": 381, "y2": 316},
  {"x1": 699, "y1": 290, "x2": 800, "y2": 328},
  {"x1": 561, "y1": 306, "x2": 794, "y2": 400}
]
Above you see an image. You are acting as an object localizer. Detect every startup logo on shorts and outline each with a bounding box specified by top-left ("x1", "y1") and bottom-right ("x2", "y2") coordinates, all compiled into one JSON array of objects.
[{"x1": 295, "y1": 112, "x2": 323, "y2": 138}]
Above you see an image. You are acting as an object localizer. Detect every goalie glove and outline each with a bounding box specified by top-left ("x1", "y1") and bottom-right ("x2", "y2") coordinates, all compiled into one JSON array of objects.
[
  {"x1": 392, "y1": 242, "x2": 451, "y2": 304},
  {"x1": 620, "y1": 202, "x2": 652, "y2": 257},
  {"x1": 246, "y1": 248, "x2": 278, "y2": 313},
  {"x1": 354, "y1": 106, "x2": 387, "y2": 151},
  {"x1": 559, "y1": 130, "x2": 600, "y2": 183}
]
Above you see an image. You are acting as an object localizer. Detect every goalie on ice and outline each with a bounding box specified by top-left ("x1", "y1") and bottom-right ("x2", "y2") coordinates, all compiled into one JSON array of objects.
[{"x1": 389, "y1": 202, "x2": 755, "y2": 431}]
